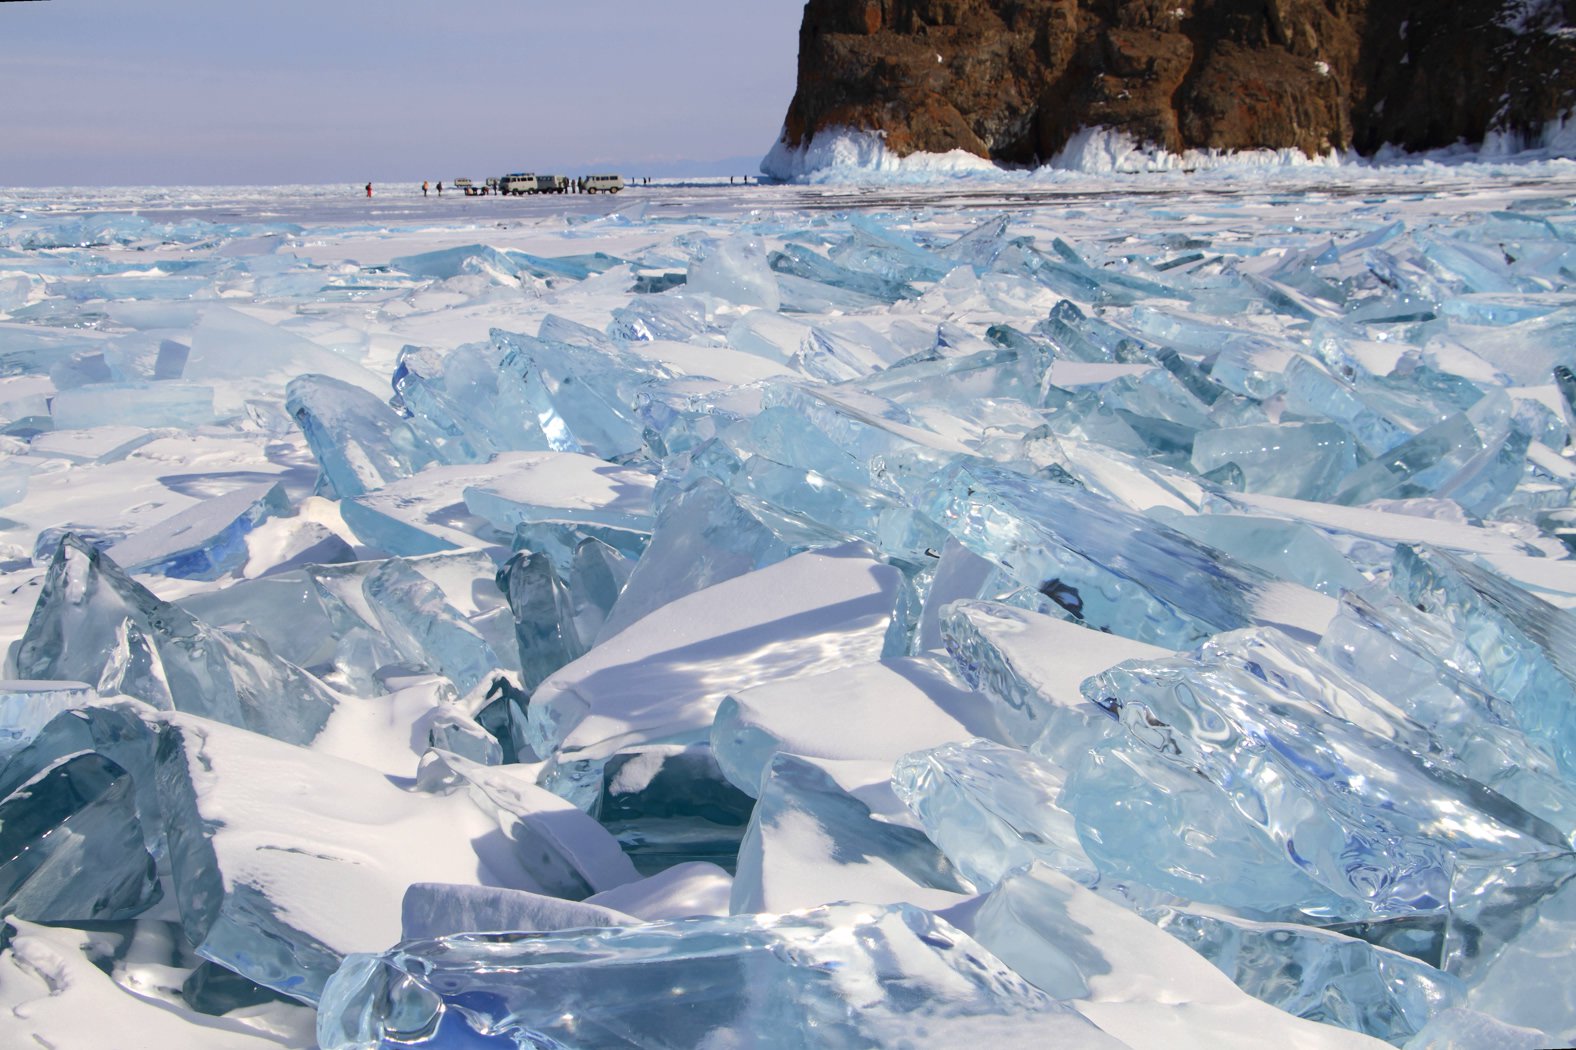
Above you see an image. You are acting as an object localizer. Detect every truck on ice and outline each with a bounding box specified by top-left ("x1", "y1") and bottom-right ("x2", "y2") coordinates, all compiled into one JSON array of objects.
[{"x1": 498, "y1": 173, "x2": 569, "y2": 195}]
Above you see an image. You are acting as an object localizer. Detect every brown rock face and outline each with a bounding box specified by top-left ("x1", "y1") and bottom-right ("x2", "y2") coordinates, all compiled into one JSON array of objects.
[{"x1": 776, "y1": 0, "x2": 1576, "y2": 164}]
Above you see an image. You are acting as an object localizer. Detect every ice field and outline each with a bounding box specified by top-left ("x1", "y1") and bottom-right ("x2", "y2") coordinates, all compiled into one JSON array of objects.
[{"x1": 3, "y1": 162, "x2": 1576, "y2": 1048}]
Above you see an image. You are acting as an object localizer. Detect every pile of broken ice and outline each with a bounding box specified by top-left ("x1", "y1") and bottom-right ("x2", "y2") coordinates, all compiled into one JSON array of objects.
[{"x1": 4, "y1": 184, "x2": 1576, "y2": 1049}]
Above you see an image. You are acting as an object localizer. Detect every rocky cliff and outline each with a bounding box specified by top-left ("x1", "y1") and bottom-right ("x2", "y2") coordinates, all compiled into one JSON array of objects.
[{"x1": 773, "y1": 0, "x2": 1576, "y2": 166}]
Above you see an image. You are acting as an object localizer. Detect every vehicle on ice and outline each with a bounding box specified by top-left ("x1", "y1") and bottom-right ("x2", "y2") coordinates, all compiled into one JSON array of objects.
[
  {"x1": 499, "y1": 173, "x2": 569, "y2": 195},
  {"x1": 582, "y1": 174, "x2": 624, "y2": 194}
]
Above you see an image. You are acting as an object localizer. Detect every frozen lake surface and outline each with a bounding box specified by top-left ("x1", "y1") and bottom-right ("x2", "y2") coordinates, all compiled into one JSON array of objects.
[{"x1": 2, "y1": 168, "x2": 1576, "y2": 1049}]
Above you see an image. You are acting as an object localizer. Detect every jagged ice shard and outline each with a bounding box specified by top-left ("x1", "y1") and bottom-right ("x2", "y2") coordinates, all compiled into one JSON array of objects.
[{"x1": 6, "y1": 175, "x2": 1576, "y2": 1047}]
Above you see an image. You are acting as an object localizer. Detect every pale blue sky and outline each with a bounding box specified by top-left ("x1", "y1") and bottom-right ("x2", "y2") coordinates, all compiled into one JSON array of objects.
[{"x1": 2, "y1": 0, "x2": 806, "y2": 185}]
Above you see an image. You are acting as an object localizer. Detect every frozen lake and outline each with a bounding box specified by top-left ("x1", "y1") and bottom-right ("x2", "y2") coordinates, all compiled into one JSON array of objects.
[{"x1": 2, "y1": 167, "x2": 1576, "y2": 1049}]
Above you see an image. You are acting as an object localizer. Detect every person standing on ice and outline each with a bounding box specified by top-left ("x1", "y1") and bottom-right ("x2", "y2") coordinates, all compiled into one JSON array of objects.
[
  {"x1": 422, "y1": 180, "x2": 429, "y2": 197},
  {"x1": 436, "y1": 181, "x2": 443, "y2": 197},
  {"x1": 365, "y1": 182, "x2": 373, "y2": 198}
]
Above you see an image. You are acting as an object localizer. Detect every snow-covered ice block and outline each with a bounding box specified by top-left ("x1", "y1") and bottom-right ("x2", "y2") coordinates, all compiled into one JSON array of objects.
[
  {"x1": 733, "y1": 752, "x2": 972, "y2": 914},
  {"x1": 529, "y1": 545, "x2": 901, "y2": 763},
  {"x1": 16, "y1": 536, "x2": 337, "y2": 745},
  {"x1": 460, "y1": 449, "x2": 655, "y2": 535},
  {"x1": 414, "y1": 749, "x2": 639, "y2": 899},
  {"x1": 107, "y1": 481, "x2": 289, "y2": 580},
  {"x1": 968, "y1": 864, "x2": 1389, "y2": 1050},
  {"x1": 317, "y1": 903, "x2": 1120, "y2": 1050},
  {"x1": 154, "y1": 715, "x2": 595, "y2": 1003},
  {"x1": 711, "y1": 656, "x2": 996, "y2": 796},
  {"x1": 584, "y1": 861, "x2": 733, "y2": 920},
  {"x1": 0, "y1": 919, "x2": 310, "y2": 1050},
  {"x1": 399, "y1": 883, "x2": 633, "y2": 940}
]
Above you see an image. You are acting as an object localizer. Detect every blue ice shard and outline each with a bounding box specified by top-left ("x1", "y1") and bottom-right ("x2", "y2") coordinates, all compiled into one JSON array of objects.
[
  {"x1": 1388, "y1": 544, "x2": 1576, "y2": 780},
  {"x1": 363, "y1": 558, "x2": 502, "y2": 695},
  {"x1": 590, "y1": 743, "x2": 755, "y2": 876},
  {"x1": 106, "y1": 481, "x2": 290, "y2": 580},
  {"x1": 1442, "y1": 851, "x2": 1576, "y2": 1041},
  {"x1": 1147, "y1": 905, "x2": 1462, "y2": 1043},
  {"x1": 491, "y1": 322, "x2": 661, "y2": 462},
  {"x1": 287, "y1": 373, "x2": 437, "y2": 498},
  {"x1": 497, "y1": 551, "x2": 585, "y2": 692},
  {"x1": 1191, "y1": 421, "x2": 1358, "y2": 501},
  {"x1": 1084, "y1": 628, "x2": 1564, "y2": 917},
  {"x1": 892, "y1": 739, "x2": 1097, "y2": 893},
  {"x1": 317, "y1": 903, "x2": 1119, "y2": 1050},
  {"x1": 16, "y1": 536, "x2": 337, "y2": 745},
  {"x1": 768, "y1": 242, "x2": 919, "y2": 302},
  {"x1": 686, "y1": 234, "x2": 780, "y2": 310},
  {"x1": 1155, "y1": 510, "x2": 1368, "y2": 598},
  {"x1": 0, "y1": 751, "x2": 160, "y2": 923},
  {"x1": 399, "y1": 882, "x2": 631, "y2": 939},
  {"x1": 919, "y1": 458, "x2": 1334, "y2": 649},
  {"x1": 939, "y1": 600, "x2": 1171, "y2": 748}
]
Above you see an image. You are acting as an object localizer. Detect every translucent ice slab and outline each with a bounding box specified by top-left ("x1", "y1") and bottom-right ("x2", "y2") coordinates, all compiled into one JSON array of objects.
[
  {"x1": 1389, "y1": 544, "x2": 1576, "y2": 779},
  {"x1": 398, "y1": 882, "x2": 632, "y2": 939},
  {"x1": 969, "y1": 863, "x2": 1391, "y2": 1050},
  {"x1": 920, "y1": 459, "x2": 1335, "y2": 649},
  {"x1": 594, "y1": 478, "x2": 846, "y2": 641},
  {"x1": 1191, "y1": 421, "x2": 1358, "y2": 501},
  {"x1": 893, "y1": 739, "x2": 1098, "y2": 893},
  {"x1": 1084, "y1": 629, "x2": 1564, "y2": 916},
  {"x1": 16, "y1": 536, "x2": 337, "y2": 745},
  {"x1": 0, "y1": 751, "x2": 160, "y2": 923},
  {"x1": 492, "y1": 322, "x2": 662, "y2": 462},
  {"x1": 286, "y1": 373, "x2": 437, "y2": 498},
  {"x1": 0, "y1": 680, "x2": 93, "y2": 759},
  {"x1": 317, "y1": 902, "x2": 1119, "y2": 1050},
  {"x1": 363, "y1": 558, "x2": 501, "y2": 694},
  {"x1": 940, "y1": 600, "x2": 1172, "y2": 748},
  {"x1": 1146, "y1": 905, "x2": 1461, "y2": 1043},
  {"x1": 686, "y1": 234, "x2": 780, "y2": 310},
  {"x1": 106, "y1": 481, "x2": 289, "y2": 580}
]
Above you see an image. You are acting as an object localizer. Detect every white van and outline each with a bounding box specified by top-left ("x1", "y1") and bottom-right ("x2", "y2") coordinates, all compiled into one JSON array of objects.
[{"x1": 582, "y1": 174, "x2": 624, "y2": 194}]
